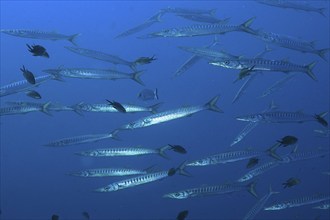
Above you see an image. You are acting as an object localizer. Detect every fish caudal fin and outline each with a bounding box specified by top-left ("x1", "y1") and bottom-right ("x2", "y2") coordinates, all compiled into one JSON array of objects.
[
  {"x1": 68, "y1": 33, "x2": 81, "y2": 46},
  {"x1": 239, "y1": 17, "x2": 257, "y2": 35},
  {"x1": 305, "y1": 61, "x2": 317, "y2": 81},
  {"x1": 110, "y1": 130, "x2": 121, "y2": 141},
  {"x1": 158, "y1": 145, "x2": 171, "y2": 159},
  {"x1": 266, "y1": 142, "x2": 282, "y2": 161},
  {"x1": 314, "y1": 112, "x2": 328, "y2": 127},
  {"x1": 176, "y1": 161, "x2": 192, "y2": 177},
  {"x1": 204, "y1": 95, "x2": 223, "y2": 113},
  {"x1": 247, "y1": 181, "x2": 258, "y2": 198},
  {"x1": 131, "y1": 71, "x2": 145, "y2": 86},
  {"x1": 317, "y1": 48, "x2": 329, "y2": 61},
  {"x1": 148, "y1": 102, "x2": 163, "y2": 114},
  {"x1": 154, "y1": 88, "x2": 159, "y2": 100},
  {"x1": 317, "y1": 7, "x2": 327, "y2": 17},
  {"x1": 41, "y1": 102, "x2": 52, "y2": 116}
]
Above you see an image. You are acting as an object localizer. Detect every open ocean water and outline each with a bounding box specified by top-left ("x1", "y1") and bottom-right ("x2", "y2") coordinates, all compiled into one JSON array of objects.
[{"x1": 0, "y1": 1, "x2": 329, "y2": 220}]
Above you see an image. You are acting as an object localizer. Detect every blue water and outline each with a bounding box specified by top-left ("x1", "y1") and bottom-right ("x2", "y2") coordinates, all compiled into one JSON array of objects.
[{"x1": 1, "y1": 1, "x2": 329, "y2": 220}]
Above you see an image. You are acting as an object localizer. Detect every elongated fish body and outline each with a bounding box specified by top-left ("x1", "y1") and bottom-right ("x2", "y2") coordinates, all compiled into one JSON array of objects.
[
  {"x1": 73, "y1": 102, "x2": 161, "y2": 113},
  {"x1": 43, "y1": 68, "x2": 144, "y2": 85},
  {"x1": 0, "y1": 102, "x2": 51, "y2": 116},
  {"x1": 210, "y1": 58, "x2": 317, "y2": 81},
  {"x1": 64, "y1": 47, "x2": 136, "y2": 70},
  {"x1": 77, "y1": 147, "x2": 161, "y2": 157},
  {"x1": 238, "y1": 161, "x2": 280, "y2": 182},
  {"x1": 141, "y1": 17, "x2": 256, "y2": 38},
  {"x1": 69, "y1": 167, "x2": 148, "y2": 177},
  {"x1": 186, "y1": 150, "x2": 266, "y2": 167},
  {"x1": 313, "y1": 203, "x2": 330, "y2": 209},
  {"x1": 120, "y1": 96, "x2": 222, "y2": 130},
  {"x1": 243, "y1": 186, "x2": 278, "y2": 220},
  {"x1": 115, "y1": 11, "x2": 164, "y2": 38},
  {"x1": 255, "y1": 31, "x2": 329, "y2": 60},
  {"x1": 232, "y1": 73, "x2": 258, "y2": 104},
  {"x1": 164, "y1": 182, "x2": 257, "y2": 199},
  {"x1": 6, "y1": 101, "x2": 76, "y2": 113},
  {"x1": 45, "y1": 133, "x2": 114, "y2": 147},
  {"x1": 178, "y1": 46, "x2": 239, "y2": 61},
  {"x1": 94, "y1": 169, "x2": 174, "y2": 192},
  {"x1": 237, "y1": 111, "x2": 319, "y2": 124},
  {"x1": 0, "y1": 29, "x2": 80, "y2": 45},
  {"x1": 231, "y1": 121, "x2": 259, "y2": 146},
  {"x1": 283, "y1": 149, "x2": 329, "y2": 162},
  {"x1": 160, "y1": 7, "x2": 216, "y2": 16},
  {"x1": 259, "y1": 73, "x2": 296, "y2": 98},
  {"x1": 264, "y1": 193, "x2": 330, "y2": 210},
  {"x1": 256, "y1": 0, "x2": 326, "y2": 16},
  {"x1": 0, "y1": 75, "x2": 54, "y2": 97}
]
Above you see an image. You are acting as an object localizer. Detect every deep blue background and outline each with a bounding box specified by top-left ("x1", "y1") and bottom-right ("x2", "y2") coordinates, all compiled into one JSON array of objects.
[{"x1": 0, "y1": 1, "x2": 329, "y2": 220}]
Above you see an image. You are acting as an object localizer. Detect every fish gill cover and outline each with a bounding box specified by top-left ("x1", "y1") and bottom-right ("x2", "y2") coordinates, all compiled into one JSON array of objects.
[{"x1": 0, "y1": 1, "x2": 329, "y2": 220}]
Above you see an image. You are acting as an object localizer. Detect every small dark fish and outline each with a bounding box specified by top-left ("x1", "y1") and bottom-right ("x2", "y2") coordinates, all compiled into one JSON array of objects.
[
  {"x1": 134, "y1": 55, "x2": 157, "y2": 65},
  {"x1": 314, "y1": 114, "x2": 328, "y2": 127},
  {"x1": 51, "y1": 214, "x2": 59, "y2": 220},
  {"x1": 26, "y1": 90, "x2": 42, "y2": 99},
  {"x1": 82, "y1": 211, "x2": 90, "y2": 220},
  {"x1": 277, "y1": 135, "x2": 298, "y2": 147},
  {"x1": 246, "y1": 157, "x2": 259, "y2": 168},
  {"x1": 138, "y1": 88, "x2": 158, "y2": 101},
  {"x1": 26, "y1": 44, "x2": 49, "y2": 58},
  {"x1": 177, "y1": 210, "x2": 189, "y2": 220},
  {"x1": 282, "y1": 177, "x2": 301, "y2": 188},
  {"x1": 106, "y1": 100, "x2": 126, "y2": 113},
  {"x1": 20, "y1": 65, "x2": 36, "y2": 84},
  {"x1": 168, "y1": 168, "x2": 176, "y2": 176},
  {"x1": 168, "y1": 144, "x2": 187, "y2": 154}
]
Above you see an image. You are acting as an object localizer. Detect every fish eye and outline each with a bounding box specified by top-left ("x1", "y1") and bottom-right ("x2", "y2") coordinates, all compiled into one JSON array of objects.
[{"x1": 224, "y1": 60, "x2": 230, "y2": 65}]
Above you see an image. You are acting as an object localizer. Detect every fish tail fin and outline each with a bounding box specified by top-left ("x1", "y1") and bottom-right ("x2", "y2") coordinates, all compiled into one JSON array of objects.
[
  {"x1": 176, "y1": 161, "x2": 192, "y2": 177},
  {"x1": 314, "y1": 112, "x2": 328, "y2": 127},
  {"x1": 204, "y1": 95, "x2": 223, "y2": 113},
  {"x1": 266, "y1": 142, "x2": 283, "y2": 161},
  {"x1": 318, "y1": 7, "x2": 327, "y2": 17},
  {"x1": 68, "y1": 33, "x2": 81, "y2": 46},
  {"x1": 41, "y1": 102, "x2": 52, "y2": 116},
  {"x1": 247, "y1": 181, "x2": 258, "y2": 198},
  {"x1": 210, "y1": 9, "x2": 217, "y2": 16},
  {"x1": 148, "y1": 102, "x2": 163, "y2": 114},
  {"x1": 70, "y1": 103, "x2": 84, "y2": 116},
  {"x1": 154, "y1": 88, "x2": 159, "y2": 100},
  {"x1": 240, "y1": 16, "x2": 257, "y2": 35},
  {"x1": 131, "y1": 71, "x2": 145, "y2": 86},
  {"x1": 110, "y1": 129, "x2": 121, "y2": 141},
  {"x1": 305, "y1": 61, "x2": 317, "y2": 81},
  {"x1": 317, "y1": 48, "x2": 329, "y2": 61},
  {"x1": 158, "y1": 145, "x2": 171, "y2": 159},
  {"x1": 268, "y1": 185, "x2": 280, "y2": 196}
]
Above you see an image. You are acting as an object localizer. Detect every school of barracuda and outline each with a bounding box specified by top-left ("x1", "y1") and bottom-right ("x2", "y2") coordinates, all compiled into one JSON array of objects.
[{"x1": 1, "y1": 1, "x2": 329, "y2": 219}]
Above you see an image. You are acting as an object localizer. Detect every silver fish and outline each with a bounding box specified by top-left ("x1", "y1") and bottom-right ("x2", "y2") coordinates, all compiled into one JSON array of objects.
[
  {"x1": 115, "y1": 11, "x2": 164, "y2": 38},
  {"x1": 140, "y1": 17, "x2": 256, "y2": 38},
  {"x1": 0, "y1": 102, "x2": 51, "y2": 116},
  {"x1": 43, "y1": 68, "x2": 144, "y2": 85},
  {"x1": 176, "y1": 14, "x2": 230, "y2": 24},
  {"x1": 313, "y1": 203, "x2": 330, "y2": 210},
  {"x1": 64, "y1": 47, "x2": 137, "y2": 71},
  {"x1": 0, "y1": 29, "x2": 80, "y2": 45},
  {"x1": 178, "y1": 45, "x2": 240, "y2": 61},
  {"x1": 0, "y1": 74, "x2": 58, "y2": 97},
  {"x1": 94, "y1": 168, "x2": 176, "y2": 192},
  {"x1": 255, "y1": 0, "x2": 326, "y2": 16},
  {"x1": 255, "y1": 31, "x2": 329, "y2": 60},
  {"x1": 236, "y1": 111, "x2": 328, "y2": 127},
  {"x1": 243, "y1": 186, "x2": 279, "y2": 220},
  {"x1": 232, "y1": 73, "x2": 258, "y2": 104},
  {"x1": 138, "y1": 88, "x2": 159, "y2": 101},
  {"x1": 76, "y1": 145, "x2": 172, "y2": 159},
  {"x1": 163, "y1": 181, "x2": 257, "y2": 199},
  {"x1": 209, "y1": 58, "x2": 317, "y2": 81},
  {"x1": 68, "y1": 167, "x2": 150, "y2": 177},
  {"x1": 259, "y1": 73, "x2": 297, "y2": 98},
  {"x1": 44, "y1": 132, "x2": 117, "y2": 147},
  {"x1": 73, "y1": 102, "x2": 161, "y2": 114},
  {"x1": 238, "y1": 161, "x2": 281, "y2": 182},
  {"x1": 119, "y1": 95, "x2": 222, "y2": 130},
  {"x1": 314, "y1": 128, "x2": 330, "y2": 138},
  {"x1": 264, "y1": 193, "x2": 330, "y2": 210}
]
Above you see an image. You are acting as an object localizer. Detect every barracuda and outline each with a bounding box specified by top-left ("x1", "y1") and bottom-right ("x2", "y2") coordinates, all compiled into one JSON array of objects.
[
  {"x1": 0, "y1": 102, "x2": 51, "y2": 116},
  {"x1": 236, "y1": 111, "x2": 328, "y2": 127},
  {"x1": 0, "y1": 29, "x2": 80, "y2": 45},
  {"x1": 68, "y1": 167, "x2": 149, "y2": 177},
  {"x1": 264, "y1": 193, "x2": 330, "y2": 211},
  {"x1": 119, "y1": 95, "x2": 222, "y2": 130},
  {"x1": 163, "y1": 181, "x2": 257, "y2": 199},
  {"x1": 76, "y1": 145, "x2": 172, "y2": 159},
  {"x1": 140, "y1": 17, "x2": 256, "y2": 38},
  {"x1": 210, "y1": 58, "x2": 317, "y2": 81},
  {"x1": 94, "y1": 168, "x2": 176, "y2": 192}
]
